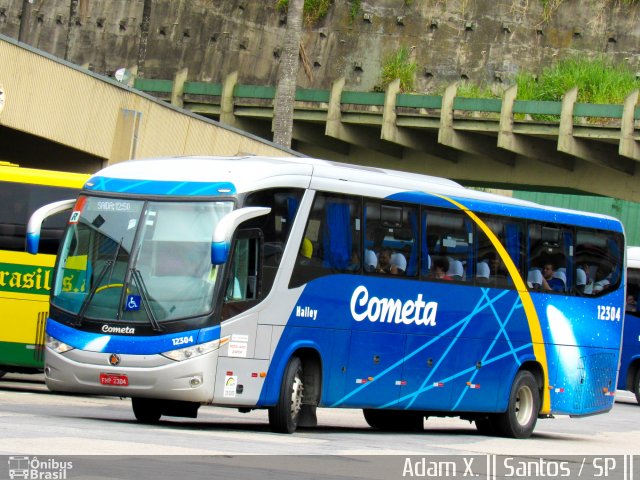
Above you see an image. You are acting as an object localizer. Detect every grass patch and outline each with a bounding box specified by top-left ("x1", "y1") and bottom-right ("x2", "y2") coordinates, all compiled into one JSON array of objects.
[
  {"x1": 376, "y1": 46, "x2": 417, "y2": 92},
  {"x1": 516, "y1": 56, "x2": 640, "y2": 104},
  {"x1": 276, "y1": 0, "x2": 333, "y2": 25}
]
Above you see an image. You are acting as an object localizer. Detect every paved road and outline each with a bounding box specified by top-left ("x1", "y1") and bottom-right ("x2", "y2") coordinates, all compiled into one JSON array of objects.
[{"x1": 0, "y1": 373, "x2": 638, "y2": 458}]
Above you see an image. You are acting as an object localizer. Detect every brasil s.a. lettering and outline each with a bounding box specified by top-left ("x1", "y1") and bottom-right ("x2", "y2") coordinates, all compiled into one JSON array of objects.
[
  {"x1": 350, "y1": 285, "x2": 438, "y2": 326},
  {"x1": 0, "y1": 266, "x2": 52, "y2": 293}
]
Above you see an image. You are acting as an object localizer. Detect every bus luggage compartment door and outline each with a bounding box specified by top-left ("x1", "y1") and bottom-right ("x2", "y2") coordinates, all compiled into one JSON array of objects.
[{"x1": 341, "y1": 330, "x2": 405, "y2": 408}]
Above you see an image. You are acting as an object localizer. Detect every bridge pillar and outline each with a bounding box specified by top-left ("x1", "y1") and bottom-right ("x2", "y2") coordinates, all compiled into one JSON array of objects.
[
  {"x1": 558, "y1": 87, "x2": 635, "y2": 175},
  {"x1": 619, "y1": 90, "x2": 640, "y2": 161},
  {"x1": 171, "y1": 67, "x2": 188, "y2": 108},
  {"x1": 498, "y1": 85, "x2": 574, "y2": 171}
]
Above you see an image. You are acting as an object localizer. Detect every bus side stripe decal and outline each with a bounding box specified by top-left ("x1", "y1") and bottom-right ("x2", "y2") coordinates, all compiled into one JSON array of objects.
[
  {"x1": 329, "y1": 288, "x2": 512, "y2": 407},
  {"x1": 431, "y1": 193, "x2": 551, "y2": 414},
  {"x1": 381, "y1": 343, "x2": 534, "y2": 409}
]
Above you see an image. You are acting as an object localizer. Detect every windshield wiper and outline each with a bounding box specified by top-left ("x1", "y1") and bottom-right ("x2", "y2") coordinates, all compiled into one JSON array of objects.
[
  {"x1": 74, "y1": 261, "x2": 112, "y2": 327},
  {"x1": 74, "y1": 236, "x2": 124, "y2": 327},
  {"x1": 131, "y1": 268, "x2": 164, "y2": 332}
]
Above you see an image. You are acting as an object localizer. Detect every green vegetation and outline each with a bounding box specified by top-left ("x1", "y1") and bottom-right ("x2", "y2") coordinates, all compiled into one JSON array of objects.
[
  {"x1": 376, "y1": 46, "x2": 417, "y2": 93},
  {"x1": 515, "y1": 56, "x2": 640, "y2": 104},
  {"x1": 349, "y1": 0, "x2": 361, "y2": 23},
  {"x1": 455, "y1": 81, "x2": 498, "y2": 99},
  {"x1": 276, "y1": 0, "x2": 333, "y2": 25}
]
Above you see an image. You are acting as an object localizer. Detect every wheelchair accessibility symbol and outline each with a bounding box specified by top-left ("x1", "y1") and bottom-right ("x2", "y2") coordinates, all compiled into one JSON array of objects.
[{"x1": 125, "y1": 294, "x2": 141, "y2": 311}]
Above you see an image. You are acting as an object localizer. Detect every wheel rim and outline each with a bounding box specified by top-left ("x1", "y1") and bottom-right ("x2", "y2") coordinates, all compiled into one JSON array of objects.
[
  {"x1": 290, "y1": 371, "x2": 304, "y2": 420},
  {"x1": 515, "y1": 384, "x2": 534, "y2": 426}
]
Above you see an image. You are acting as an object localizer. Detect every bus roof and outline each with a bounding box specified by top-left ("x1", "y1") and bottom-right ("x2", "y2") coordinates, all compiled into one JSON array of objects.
[
  {"x1": 0, "y1": 163, "x2": 90, "y2": 188},
  {"x1": 86, "y1": 156, "x2": 623, "y2": 232}
]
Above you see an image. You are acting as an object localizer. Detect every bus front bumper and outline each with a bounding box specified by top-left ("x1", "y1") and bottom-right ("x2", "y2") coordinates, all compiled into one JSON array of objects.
[{"x1": 44, "y1": 346, "x2": 217, "y2": 403}]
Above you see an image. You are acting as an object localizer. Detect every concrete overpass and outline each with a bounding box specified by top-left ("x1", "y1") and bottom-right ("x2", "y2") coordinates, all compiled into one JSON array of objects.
[
  {"x1": 2, "y1": 33, "x2": 640, "y2": 202},
  {"x1": 0, "y1": 34, "x2": 296, "y2": 174},
  {"x1": 143, "y1": 72, "x2": 640, "y2": 202}
]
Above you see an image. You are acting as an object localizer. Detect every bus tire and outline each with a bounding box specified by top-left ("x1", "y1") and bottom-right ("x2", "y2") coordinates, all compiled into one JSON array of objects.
[
  {"x1": 132, "y1": 397, "x2": 162, "y2": 424},
  {"x1": 268, "y1": 356, "x2": 304, "y2": 434},
  {"x1": 362, "y1": 409, "x2": 424, "y2": 432},
  {"x1": 633, "y1": 369, "x2": 640, "y2": 405},
  {"x1": 494, "y1": 370, "x2": 539, "y2": 439}
]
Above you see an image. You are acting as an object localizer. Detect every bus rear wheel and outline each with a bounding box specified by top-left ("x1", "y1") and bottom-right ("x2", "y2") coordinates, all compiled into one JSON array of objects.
[
  {"x1": 132, "y1": 397, "x2": 162, "y2": 424},
  {"x1": 268, "y1": 357, "x2": 304, "y2": 434},
  {"x1": 494, "y1": 370, "x2": 539, "y2": 438},
  {"x1": 363, "y1": 409, "x2": 424, "y2": 432},
  {"x1": 633, "y1": 370, "x2": 640, "y2": 405}
]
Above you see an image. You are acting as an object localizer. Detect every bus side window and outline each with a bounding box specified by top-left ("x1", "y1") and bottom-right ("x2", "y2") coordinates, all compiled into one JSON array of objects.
[
  {"x1": 289, "y1": 193, "x2": 361, "y2": 288},
  {"x1": 364, "y1": 201, "x2": 417, "y2": 276},
  {"x1": 244, "y1": 188, "x2": 304, "y2": 296},
  {"x1": 423, "y1": 208, "x2": 472, "y2": 282},
  {"x1": 221, "y1": 231, "x2": 261, "y2": 321},
  {"x1": 575, "y1": 230, "x2": 623, "y2": 297}
]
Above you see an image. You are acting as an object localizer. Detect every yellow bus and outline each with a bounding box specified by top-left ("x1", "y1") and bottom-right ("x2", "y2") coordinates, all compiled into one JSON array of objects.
[{"x1": 0, "y1": 162, "x2": 89, "y2": 377}]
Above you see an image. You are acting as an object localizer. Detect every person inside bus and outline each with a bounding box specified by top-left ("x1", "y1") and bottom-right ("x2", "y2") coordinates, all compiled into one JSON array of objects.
[
  {"x1": 431, "y1": 257, "x2": 452, "y2": 280},
  {"x1": 591, "y1": 264, "x2": 612, "y2": 294},
  {"x1": 376, "y1": 248, "x2": 395, "y2": 274},
  {"x1": 541, "y1": 263, "x2": 565, "y2": 292},
  {"x1": 484, "y1": 253, "x2": 508, "y2": 285},
  {"x1": 626, "y1": 294, "x2": 637, "y2": 313},
  {"x1": 364, "y1": 225, "x2": 385, "y2": 272}
]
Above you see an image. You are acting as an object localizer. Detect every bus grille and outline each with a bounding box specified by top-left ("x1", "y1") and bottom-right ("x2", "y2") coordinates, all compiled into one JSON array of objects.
[
  {"x1": 34, "y1": 311, "x2": 47, "y2": 362},
  {"x1": 574, "y1": 352, "x2": 616, "y2": 411}
]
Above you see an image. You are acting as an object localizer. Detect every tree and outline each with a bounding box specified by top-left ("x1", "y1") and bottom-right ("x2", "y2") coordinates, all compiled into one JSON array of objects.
[{"x1": 272, "y1": 0, "x2": 304, "y2": 149}]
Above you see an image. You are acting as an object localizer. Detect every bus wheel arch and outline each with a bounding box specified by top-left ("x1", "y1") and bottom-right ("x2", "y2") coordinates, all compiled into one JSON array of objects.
[
  {"x1": 494, "y1": 367, "x2": 541, "y2": 439},
  {"x1": 624, "y1": 359, "x2": 640, "y2": 404}
]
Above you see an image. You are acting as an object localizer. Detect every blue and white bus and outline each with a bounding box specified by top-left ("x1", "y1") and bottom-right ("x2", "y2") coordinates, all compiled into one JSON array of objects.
[
  {"x1": 619, "y1": 246, "x2": 640, "y2": 404},
  {"x1": 27, "y1": 156, "x2": 625, "y2": 438}
]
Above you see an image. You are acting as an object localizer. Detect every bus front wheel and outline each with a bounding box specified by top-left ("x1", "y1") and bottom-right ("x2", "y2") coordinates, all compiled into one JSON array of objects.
[
  {"x1": 494, "y1": 370, "x2": 539, "y2": 439},
  {"x1": 132, "y1": 397, "x2": 162, "y2": 424},
  {"x1": 268, "y1": 357, "x2": 304, "y2": 434}
]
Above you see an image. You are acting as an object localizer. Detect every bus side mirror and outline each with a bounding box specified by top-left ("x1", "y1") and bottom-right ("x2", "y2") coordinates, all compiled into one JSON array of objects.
[
  {"x1": 26, "y1": 199, "x2": 76, "y2": 255},
  {"x1": 211, "y1": 207, "x2": 271, "y2": 265}
]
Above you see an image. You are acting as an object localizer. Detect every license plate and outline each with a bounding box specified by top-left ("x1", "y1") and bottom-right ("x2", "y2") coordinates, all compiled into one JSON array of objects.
[{"x1": 99, "y1": 373, "x2": 129, "y2": 386}]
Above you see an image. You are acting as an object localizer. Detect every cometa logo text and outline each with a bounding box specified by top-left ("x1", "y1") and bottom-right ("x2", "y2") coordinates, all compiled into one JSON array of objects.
[
  {"x1": 101, "y1": 325, "x2": 135, "y2": 334},
  {"x1": 350, "y1": 285, "x2": 438, "y2": 326}
]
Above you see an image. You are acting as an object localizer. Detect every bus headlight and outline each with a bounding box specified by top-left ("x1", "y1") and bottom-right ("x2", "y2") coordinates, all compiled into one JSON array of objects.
[
  {"x1": 161, "y1": 339, "x2": 221, "y2": 362},
  {"x1": 46, "y1": 334, "x2": 74, "y2": 354}
]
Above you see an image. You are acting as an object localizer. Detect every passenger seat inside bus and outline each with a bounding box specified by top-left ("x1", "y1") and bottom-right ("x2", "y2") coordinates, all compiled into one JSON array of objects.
[
  {"x1": 527, "y1": 269, "x2": 543, "y2": 289},
  {"x1": 476, "y1": 262, "x2": 490, "y2": 283},
  {"x1": 447, "y1": 259, "x2": 464, "y2": 280}
]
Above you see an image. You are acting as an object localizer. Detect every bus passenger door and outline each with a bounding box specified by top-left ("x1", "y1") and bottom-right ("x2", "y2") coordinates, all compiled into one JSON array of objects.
[{"x1": 342, "y1": 331, "x2": 405, "y2": 408}]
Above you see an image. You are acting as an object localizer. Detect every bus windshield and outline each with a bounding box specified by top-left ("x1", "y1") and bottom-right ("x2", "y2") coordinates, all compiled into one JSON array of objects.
[{"x1": 52, "y1": 196, "x2": 234, "y2": 324}]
